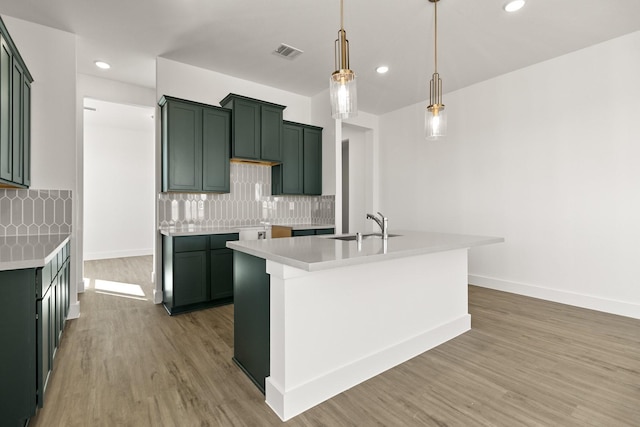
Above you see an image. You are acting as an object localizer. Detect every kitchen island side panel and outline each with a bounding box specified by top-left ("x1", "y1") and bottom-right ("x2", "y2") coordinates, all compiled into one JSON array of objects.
[
  {"x1": 233, "y1": 251, "x2": 270, "y2": 392},
  {"x1": 265, "y1": 248, "x2": 471, "y2": 421}
]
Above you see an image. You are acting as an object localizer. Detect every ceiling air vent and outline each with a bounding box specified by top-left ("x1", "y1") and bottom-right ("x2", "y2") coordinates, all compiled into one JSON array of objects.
[{"x1": 273, "y1": 43, "x2": 303, "y2": 60}]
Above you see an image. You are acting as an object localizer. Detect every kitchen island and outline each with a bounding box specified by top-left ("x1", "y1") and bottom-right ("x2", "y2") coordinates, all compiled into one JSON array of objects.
[{"x1": 227, "y1": 230, "x2": 503, "y2": 421}]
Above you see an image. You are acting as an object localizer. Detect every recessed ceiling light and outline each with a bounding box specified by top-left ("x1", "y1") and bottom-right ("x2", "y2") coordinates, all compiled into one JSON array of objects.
[
  {"x1": 504, "y1": 0, "x2": 525, "y2": 12},
  {"x1": 94, "y1": 60, "x2": 111, "y2": 70},
  {"x1": 376, "y1": 66, "x2": 389, "y2": 74}
]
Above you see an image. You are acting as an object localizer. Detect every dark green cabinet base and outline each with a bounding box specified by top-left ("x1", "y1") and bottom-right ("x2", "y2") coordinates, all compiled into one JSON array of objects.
[
  {"x1": 232, "y1": 251, "x2": 270, "y2": 393},
  {"x1": 0, "y1": 240, "x2": 70, "y2": 427},
  {"x1": 162, "y1": 234, "x2": 238, "y2": 315}
]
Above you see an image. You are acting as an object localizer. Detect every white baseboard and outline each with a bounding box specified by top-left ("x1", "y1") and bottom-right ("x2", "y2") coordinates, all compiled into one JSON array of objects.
[
  {"x1": 153, "y1": 288, "x2": 163, "y2": 305},
  {"x1": 468, "y1": 274, "x2": 640, "y2": 320},
  {"x1": 67, "y1": 301, "x2": 80, "y2": 319},
  {"x1": 83, "y1": 249, "x2": 153, "y2": 261},
  {"x1": 266, "y1": 315, "x2": 470, "y2": 421}
]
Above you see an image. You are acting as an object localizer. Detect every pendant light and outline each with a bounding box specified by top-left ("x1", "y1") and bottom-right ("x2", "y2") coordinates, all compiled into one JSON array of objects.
[
  {"x1": 425, "y1": 0, "x2": 447, "y2": 139},
  {"x1": 330, "y1": 0, "x2": 357, "y2": 119}
]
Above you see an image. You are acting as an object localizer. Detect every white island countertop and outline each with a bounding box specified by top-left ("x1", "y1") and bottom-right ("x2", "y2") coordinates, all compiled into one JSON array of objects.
[
  {"x1": 0, "y1": 233, "x2": 71, "y2": 271},
  {"x1": 227, "y1": 230, "x2": 503, "y2": 272}
]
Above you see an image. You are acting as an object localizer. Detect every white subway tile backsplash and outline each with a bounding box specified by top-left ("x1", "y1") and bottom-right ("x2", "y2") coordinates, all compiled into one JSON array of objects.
[{"x1": 158, "y1": 163, "x2": 334, "y2": 228}]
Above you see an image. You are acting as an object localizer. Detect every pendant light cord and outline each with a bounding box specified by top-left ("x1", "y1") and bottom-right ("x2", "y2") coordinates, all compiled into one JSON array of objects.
[
  {"x1": 434, "y1": 0, "x2": 438, "y2": 74},
  {"x1": 340, "y1": 0, "x2": 344, "y2": 30}
]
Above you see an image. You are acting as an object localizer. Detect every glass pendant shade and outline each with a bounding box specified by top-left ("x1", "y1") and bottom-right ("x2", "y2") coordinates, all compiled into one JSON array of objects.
[
  {"x1": 425, "y1": 104, "x2": 447, "y2": 140},
  {"x1": 330, "y1": 69, "x2": 357, "y2": 119}
]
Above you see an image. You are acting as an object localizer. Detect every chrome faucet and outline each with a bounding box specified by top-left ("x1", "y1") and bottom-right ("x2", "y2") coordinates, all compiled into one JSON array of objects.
[{"x1": 366, "y1": 212, "x2": 389, "y2": 239}]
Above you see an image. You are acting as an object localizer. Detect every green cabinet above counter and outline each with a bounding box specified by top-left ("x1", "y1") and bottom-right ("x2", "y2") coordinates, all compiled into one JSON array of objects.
[
  {"x1": 0, "y1": 16, "x2": 33, "y2": 189},
  {"x1": 220, "y1": 93, "x2": 285, "y2": 163},
  {"x1": 272, "y1": 121, "x2": 322, "y2": 196},
  {"x1": 160, "y1": 95, "x2": 231, "y2": 193}
]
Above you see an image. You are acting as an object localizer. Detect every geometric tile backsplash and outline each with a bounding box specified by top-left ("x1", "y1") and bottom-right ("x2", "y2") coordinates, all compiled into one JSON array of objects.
[
  {"x1": 158, "y1": 162, "x2": 334, "y2": 228},
  {"x1": 0, "y1": 189, "x2": 73, "y2": 236}
]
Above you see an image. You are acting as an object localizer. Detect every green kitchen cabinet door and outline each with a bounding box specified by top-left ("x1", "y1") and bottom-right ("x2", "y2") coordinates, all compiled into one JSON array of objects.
[
  {"x1": 281, "y1": 123, "x2": 303, "y2": 194},
  {"x1": 210, "y1": 250, "x2": 234, "y2": 300},
  {"x1": 303, "y1": 127, "x2": 322, "y2": 195},
  {"x1": 292, "y1": 229, "x2": 315, "y2": 237},
  {"x1": 0, "y1": 269, "x2": 37, "y2": 425},
  {"x1": 164, "y1": 100, "x2": 203, "y2": 191},
  {"x1": 173, "y1": 251, "x2": 208, "y2": 307},
  {"x1": 260, "y1": 104, "x2": 283, "y2": 162},
  {"x1": 37, "y1": 285, "x2": 53, "y2": 408},
  {"x1": 22, "y1": 77, "x2": 30, "y2": 186},
  {"x1": 0, "y1": 35, "x2": 11, "y2": 182},
  {"x1": 231, "y1": 97, "x2": 261, "y2": 160},
  {"x1": 202, "y1": 107, "x2": 231, "y2": 192},
  {"x1": 11, "y1": 58, "x2": 24, "y2": 184}
]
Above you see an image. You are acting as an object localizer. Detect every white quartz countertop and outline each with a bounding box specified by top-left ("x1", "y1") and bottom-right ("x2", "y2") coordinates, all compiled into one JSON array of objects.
[
  {"x1": 226, "y1": 230, "x2": 504, "y2": 272},
  {"x1": 0, "y1": 233, "x2": 71, "y2": 271},
  {"x1": 159, "y1": 223, "x2": 334, "y2": 237}
]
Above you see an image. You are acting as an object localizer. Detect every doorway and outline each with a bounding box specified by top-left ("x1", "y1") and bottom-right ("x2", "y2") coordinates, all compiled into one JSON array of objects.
[
  {"x1": 82, "y1": 98, "x2": 155, "y2": 260},
  {"x1": 341, "y1": 124, "x2": 372, "y2": 234}
]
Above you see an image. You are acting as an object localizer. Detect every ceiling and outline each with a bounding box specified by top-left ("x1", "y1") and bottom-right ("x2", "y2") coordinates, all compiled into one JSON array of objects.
[{"x1": 2, "y1": 0, "x2": 640, "y2": 115}]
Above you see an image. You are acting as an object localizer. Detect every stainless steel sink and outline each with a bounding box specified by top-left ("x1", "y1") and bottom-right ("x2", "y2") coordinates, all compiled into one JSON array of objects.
[{"x1": 329, "y1": 233, "x2": 401, "y2": 241}]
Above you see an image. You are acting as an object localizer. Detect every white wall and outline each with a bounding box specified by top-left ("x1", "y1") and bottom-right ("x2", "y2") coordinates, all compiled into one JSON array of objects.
[
  {"x1": 379, "y1": 31, "x2": 640, "y2": 319},
  {"x1": 83, "y1": 101, "x2": 155, "y2": 260},
  {"x1": 4, "y1": 16, "x2": 82, "y2": 317}
]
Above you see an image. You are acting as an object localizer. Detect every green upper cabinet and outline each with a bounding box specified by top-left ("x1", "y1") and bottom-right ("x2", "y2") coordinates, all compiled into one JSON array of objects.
[
  {"x1": 0, "y1": 17, "x2": 33, "y2": 188},
  {"x1": 272, "y1": 121, "x2": 322, "y2": 196},
  {"x1": 220, "y1": 93, "x2": 285, "y2": 163},
  {"x1": 160, "y1": 95, "x2": 231, "y2": 193},
  {"x1": 303, "y1": 126, "x2": 322, "y2": 195}
]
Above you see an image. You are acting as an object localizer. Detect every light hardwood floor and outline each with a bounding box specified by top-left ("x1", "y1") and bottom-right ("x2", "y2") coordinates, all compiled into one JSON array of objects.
[{"x1": 30, "y1": 256, "x2": 640, "y2": 426}]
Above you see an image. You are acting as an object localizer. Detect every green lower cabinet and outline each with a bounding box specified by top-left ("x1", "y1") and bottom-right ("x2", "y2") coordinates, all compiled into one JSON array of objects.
[
  {"x1": 37, "y1": 285, "x2": 53, "y2": 409},
  {"x1": 0, "y1": 269, "x2": 37, "y2": 427},
  {"x1": 163, "y1": 233, "x2": 239, "y2": 315},
  {"x1": 174, "y1": 251, "x2": 208, "y2": 307},
  {"x1": 210, "y1": 250, "x2": 234, "y2": 300},
  {"x1": 0, "y1": 241, "x2": 70, "y2": 425}
]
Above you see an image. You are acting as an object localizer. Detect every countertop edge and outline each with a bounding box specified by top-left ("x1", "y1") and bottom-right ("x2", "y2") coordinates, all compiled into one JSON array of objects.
[
  {"x1": 0, "y1": 233, "x2": 71, "y2": 271},
  {"x1": 227, "y1": 234, "x2": 504, "y2": 272}
]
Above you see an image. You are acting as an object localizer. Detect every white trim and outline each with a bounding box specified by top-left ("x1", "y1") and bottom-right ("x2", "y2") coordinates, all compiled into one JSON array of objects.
[
  {"x1": 153, "y1": 288, "x2": 163, "y2": 305},
  {"x1": 266, "y1": 315, "x2": 470, "y2": 421},
  {"x1": 83, "y1": 249, "x2": 153, "y2": 261},
  {"x1": 468, "y1": 274, "x2": 640, "y2": 320},
  {"x1": 66, "y1": 301, "x2": 80, "y2": 320}
]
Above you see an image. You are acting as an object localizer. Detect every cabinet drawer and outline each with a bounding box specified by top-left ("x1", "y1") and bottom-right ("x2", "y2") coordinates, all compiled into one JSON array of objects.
[
  {"x1": 209, "y1": 233, "x2": 239, "y2": 249},
  {"x1": 292, "y1": 229, "x2": 314, "y2": 237},
  {"x1": 174, "y1": 236, "x2": 208, "y2": 252}
]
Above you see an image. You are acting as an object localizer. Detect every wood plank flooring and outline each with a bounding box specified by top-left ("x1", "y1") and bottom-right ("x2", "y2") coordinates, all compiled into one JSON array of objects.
[{"x1": 29, "y1": 256, "x2": 640, "y2": 426}]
